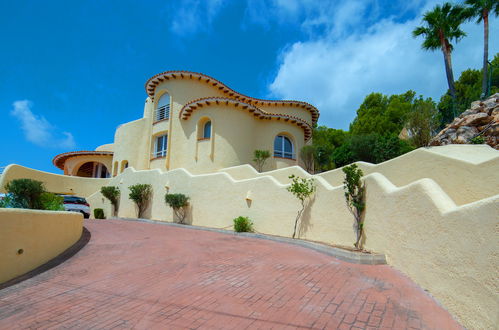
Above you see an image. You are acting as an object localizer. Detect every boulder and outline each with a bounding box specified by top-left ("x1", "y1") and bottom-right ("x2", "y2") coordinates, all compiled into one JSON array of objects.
[
  {"x1": 430, "y1": 94, "x2": 498, "y2": 147},
  {"x1": 470, "y1": 100, "x2": 482, "y2": 111},
  {"x1": 459, "y1": 113, "x2": 492, "y2": 127},
  {"x1": 485, "y1": 124, "x2": 499, "y2": 137}
]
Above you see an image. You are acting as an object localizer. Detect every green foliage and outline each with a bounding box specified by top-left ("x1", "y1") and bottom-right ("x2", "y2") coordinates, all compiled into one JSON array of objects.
[
  {"x1": 101, "y1": 186, "x2": 120, "y2": 216},
  {"x1": 300, "y1": 145, "x2": 316, "y2": 173},
  {"x1": 438, "y1": 54, "x2": 499, "y2": 124},
  {"x1": 342, "y1": 164, "x2": 366, "y2": 250},
  {"x1": 164, "y1": 193, "x2": 190, "y2": 224},
  {"x1": 349, "y1": 91, "x2": 415, "y2": 136},
  {"x1": 438, "y1": 69, "x2": 482, "y2": 124},
  {"x1": 233, "y1": 216, "x2": 253, "y2": 232},
  {"x1": 39, "y1": 192, "x2": 64, "y2": 211},
  {"x1": 412, "y1": 3, "x2": 467, "y2": 51},
  {"x1": 373, "y1": 135, "x2": 415, "y2": 163},
  {"x1": 287, "y1": 175, "x2": 316, "y2": 239},
  {"x1": 5, "y1": 178, "x2": 45, "y2": 209},
  {"x1": 470, "y1": 135, "x2": 485, "y2": 144},
  {"x1": 287, "y1": 175, "x2": 316, "y2": 203},
  {"x1": 0, "y1": 194, "x2": 13, "y2": 208},
  {"x1": 128, "y1": 184, "x2": 153, "y2": 218},
  {"x1": 312, "y1": 126, "x2": 347, "y2": 172},
  {"x1": 332, "y1": 134, "x2": 414, "y2": 167},
  {"x1": 94, "y1": 208, "x2": 105, "y2": 219},
  {"x1": 406, "y1": 96, "x2": 441, "y2": 147},
  {"x1": 253, "y1": 149, "x2": 271, "y2": 172}
]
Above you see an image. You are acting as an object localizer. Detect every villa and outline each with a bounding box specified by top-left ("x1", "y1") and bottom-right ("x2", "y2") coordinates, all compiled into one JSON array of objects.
[{"x1": 52, "y1": 71, "x2": 320, "y2": 177}]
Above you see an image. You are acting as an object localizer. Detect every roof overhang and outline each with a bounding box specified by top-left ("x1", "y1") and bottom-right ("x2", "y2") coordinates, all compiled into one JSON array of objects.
[
  {"x1": 144, "y1": 70, "x2": 320, "y2": 125},
  {"x1": 52, "y1": 151, "x2": 113, "y2": 170}
]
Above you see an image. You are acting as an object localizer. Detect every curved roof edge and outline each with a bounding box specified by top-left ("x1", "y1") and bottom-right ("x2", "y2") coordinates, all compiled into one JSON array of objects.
[
  {"x1": 53, "y1": 151, "x2": 113, "y2": 170},
  {"x1": 179, "y1": 97, "x2": 313, "y2": 141},
  {"x1": 144, "y1": 70, "x2": 319, "y2": 125}
]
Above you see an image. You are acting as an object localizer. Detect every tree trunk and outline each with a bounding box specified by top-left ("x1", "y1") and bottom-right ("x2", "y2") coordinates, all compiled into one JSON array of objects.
[
  {"x1": 292, "y1": 201, "x2": 305, "y2": 238},
  {"x1": 354, "y1": 215, "x2": 363, "y2": 250},
  {"x1": 443, "y1": 47, "x2": 456, "y2": 100},
  {"x1": 482, "y1": 11, "x2": 489, "y2": 97},
  {"x1": 439, "y1": 30, "x2": 456, "y2": 102}
]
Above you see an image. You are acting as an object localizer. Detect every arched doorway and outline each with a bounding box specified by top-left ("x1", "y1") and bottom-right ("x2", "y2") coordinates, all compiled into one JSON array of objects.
[{"x1": 75, "y1": 162, "x2": 110, "y2": 178}]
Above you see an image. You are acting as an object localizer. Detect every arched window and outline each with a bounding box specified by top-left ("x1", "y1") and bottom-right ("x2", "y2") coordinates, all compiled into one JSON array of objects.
[
  {"x1": 120, "y1": 160, "x2": 129, "y2": 173},
  {"x1": 155, "y1": 93, "x2": 170, "y2": 122},
  {"x1": 274, "y1": 135, "x2": 294, "y2": 159},
  {"x1": 203, "y1": 121, "x2": 211, "y2": 139}
]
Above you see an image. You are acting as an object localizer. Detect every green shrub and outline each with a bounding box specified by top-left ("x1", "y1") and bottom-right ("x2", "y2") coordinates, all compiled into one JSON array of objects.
[
  {"x1": 287, "y1": 175, "x2": 316, "y2": 238},
  {"x1": 128, "y1": 184, "x2": 153, "y2": 218},
  {"x1": 0, "y1": 194, "x2": 14, "y2": 208},
  {"x1": 342, "y1": 164, "x2": 366, "y2": 250},
  {"x1": 164, "y1": 193, "x2": 189, "y2": 224},
  {"x1": 101, "y1": 186, "x2": 120, "y2": 216},
  {"x1": 233, "y1": 216, "x2": 253, "y2": 232},
  {"x1": 94, "y1": 208, "x2": 105, "y2": 219},
  {"x1": 470, "y1": 136, "x2": 485, "y2": 144},
  {"x1": 5, "y1": 178, "x2": 45, "y2": 209},
  {"x1": 39, "y1": 192, "x2": 64, "y2": 211},
  {"x1": 253, "y1": 150, "x2": 271, "y2": 172}
]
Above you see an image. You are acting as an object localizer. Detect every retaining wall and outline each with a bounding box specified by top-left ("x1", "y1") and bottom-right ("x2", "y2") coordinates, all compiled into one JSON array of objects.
[{"x1": 0, "y1": 209, "x2": 83, "y2": 284}]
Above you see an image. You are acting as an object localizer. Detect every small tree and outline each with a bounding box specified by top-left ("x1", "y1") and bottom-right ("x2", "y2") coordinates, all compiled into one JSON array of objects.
[
  {"x1": 128, "y1": 184, "x2": 152, "y2": 218},
  {"x1": 287, "y1": 175, "x2": 315, "y2": 239},
  {"x1": 300, "y1": 145, "x2": 316, "y2": 173},
  {"x1": 5, "y1": 178, "x2": 45, "y2": 209},
  {"x1": 342, "y1": 164, "x2": 366, "y2": 250},
  {"x1": 253, "y1": 150, "x2": 271, "y2": 172},
  {"x1": 101, "y1": 186, "x2": 120, "y2": 217},
  {"x1": 164, "y1": 193, "x2": 190, "y2": 224},
  {"x1": 406, "y1": 97, "x2": 441, "y2": 147}
]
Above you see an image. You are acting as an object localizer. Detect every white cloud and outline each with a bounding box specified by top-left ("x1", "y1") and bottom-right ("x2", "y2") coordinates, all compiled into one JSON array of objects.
[
  {"x1": 11, "y1": 100, "x2": 76, "y2": 149},
  {"x1": 267, "y1": 0, "x2": 498, "y2": 129},
  {"x1": 170, "y1": 0, "x2": 227, "y2": 36}
]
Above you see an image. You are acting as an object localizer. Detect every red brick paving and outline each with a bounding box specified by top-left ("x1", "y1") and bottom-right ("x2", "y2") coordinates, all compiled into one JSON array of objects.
[{"x1": 0, "y1": 219, "x2": 461, "y2": 329}]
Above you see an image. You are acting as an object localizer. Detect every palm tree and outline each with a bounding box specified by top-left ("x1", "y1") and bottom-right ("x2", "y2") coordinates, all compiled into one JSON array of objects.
[
  {"x1": 413, "y1": 3, "x2": 467, "y2": 103},
  {"x1": 465, "y1": 0, "x2": 499, "y2": 98}
]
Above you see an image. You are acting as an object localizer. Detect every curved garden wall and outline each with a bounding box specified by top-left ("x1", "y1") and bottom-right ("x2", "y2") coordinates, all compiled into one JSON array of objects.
[{"x1": 0, "y1": 209, "x2": 83, "y2": 284}]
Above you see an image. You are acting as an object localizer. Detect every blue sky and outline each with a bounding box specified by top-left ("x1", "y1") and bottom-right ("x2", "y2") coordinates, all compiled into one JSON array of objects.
[{"x1": 1, "y1": 0, "x2": 497, "y2": 173}]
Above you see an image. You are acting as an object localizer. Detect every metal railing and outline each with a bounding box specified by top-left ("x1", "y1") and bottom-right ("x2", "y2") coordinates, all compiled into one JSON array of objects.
[{"x1": 155, "y1": 104, "x2": 170, "y2": 122}]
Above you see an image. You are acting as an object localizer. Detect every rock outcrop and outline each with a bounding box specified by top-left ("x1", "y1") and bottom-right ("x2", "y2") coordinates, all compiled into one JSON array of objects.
[{"x1": 430, "y1": 93, "x2": 499, "y2": 149}]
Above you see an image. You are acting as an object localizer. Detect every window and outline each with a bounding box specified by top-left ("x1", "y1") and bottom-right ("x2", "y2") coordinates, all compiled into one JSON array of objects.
[
  {"x1": 274, "y1": 135, "x2": 294, "y2": 159},
  {"x1": 153, "y1": 134, "x2": 167, "y2": 158},
  {"x1": 120, "y1": 160, "x2": 128, "y2": 173},
  {"x1": 203, "y1": 121, "x2": 211, "y2": 139},
  {"x1": 155, "y1": 94, "x2": 170, "y2": 122}
]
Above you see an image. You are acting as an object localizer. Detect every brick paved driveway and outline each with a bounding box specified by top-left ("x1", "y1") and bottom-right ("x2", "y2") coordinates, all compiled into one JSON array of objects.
[{"x1": 0, "y1": 219, "x2": 460, "y2": 329}]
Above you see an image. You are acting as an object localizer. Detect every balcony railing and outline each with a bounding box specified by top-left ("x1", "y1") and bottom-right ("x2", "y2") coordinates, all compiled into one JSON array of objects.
[{"x1": 155, "y1": 104, "x2": 170, "y2": 122}]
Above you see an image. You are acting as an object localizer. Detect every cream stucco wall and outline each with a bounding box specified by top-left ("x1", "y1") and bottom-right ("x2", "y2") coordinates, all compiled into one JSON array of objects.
[
  {"x1": 95, "y1": 143, "x2": 114, "y2": 152},
  {"x1": 112, "y1": 118, "x2": 152, "y2": 172},
  {"x1": 108, "y1": 75, "x2": 311, "y2": 175},
  {"x1": 0, "y1": 209, "x2": 83, "y2": 284},
  {"x1": 84, "y1": 145, "x2": 498, "y2": 330},
  {"x1": 0, "y1": 164, "x2": 111, "y2": 196}
]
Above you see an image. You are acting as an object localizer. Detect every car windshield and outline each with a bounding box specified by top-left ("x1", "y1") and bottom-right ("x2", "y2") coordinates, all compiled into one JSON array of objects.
[{"x1": 63, "y1": 196, "x2": 87, "y2": 204}]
